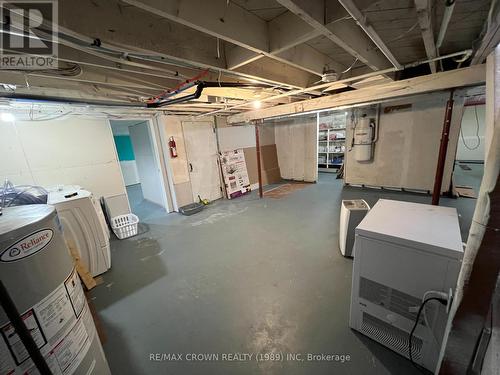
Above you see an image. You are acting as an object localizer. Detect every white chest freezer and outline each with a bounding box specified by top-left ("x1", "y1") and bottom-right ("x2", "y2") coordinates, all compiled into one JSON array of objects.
[
  {"x1": 349, "y1": 199, "x2": 463, "y2": 372},
  {"x1": 48, "y1": 187, "x2": 111, "y2": 276}
]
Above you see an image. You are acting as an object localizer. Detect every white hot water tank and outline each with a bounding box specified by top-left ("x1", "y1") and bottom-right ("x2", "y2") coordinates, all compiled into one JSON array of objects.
[{"x1": 0, "y1": 205, "x2": 111, "y2": 375}]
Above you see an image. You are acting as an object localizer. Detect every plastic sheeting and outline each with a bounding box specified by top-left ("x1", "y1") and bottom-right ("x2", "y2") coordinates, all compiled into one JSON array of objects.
[{"x1": 274, "y1": 116, "x2": 317, "y2": 182}]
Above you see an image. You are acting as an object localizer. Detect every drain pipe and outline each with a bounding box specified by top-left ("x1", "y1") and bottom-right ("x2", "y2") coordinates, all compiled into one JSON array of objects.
[{"x1": 147, "y1": 82, "x2": 205, "y2": 108}]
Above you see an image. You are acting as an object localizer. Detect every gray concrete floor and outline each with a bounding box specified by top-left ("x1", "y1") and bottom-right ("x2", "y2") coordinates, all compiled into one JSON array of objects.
[
  {"x1": 126, "y1": 184, "x2": 166, "y2": 221},
  {"x1": 93, "y1": 166, "x2": 482, "y2": 375}
]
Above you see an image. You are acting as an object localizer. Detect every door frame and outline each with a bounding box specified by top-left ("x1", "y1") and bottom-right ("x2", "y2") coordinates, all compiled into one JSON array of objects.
[{"x1": 108, "y1": 117, "x2": 172, "y2": 213}]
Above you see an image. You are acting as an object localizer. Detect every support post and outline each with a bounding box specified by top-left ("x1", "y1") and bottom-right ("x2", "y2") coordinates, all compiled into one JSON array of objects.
[
  {"x1": 255, "y1": 124, "x2": 263, "y2": 198},
  {"x1": 432, "y1": 90, "x2": 455, "y2": 205}
]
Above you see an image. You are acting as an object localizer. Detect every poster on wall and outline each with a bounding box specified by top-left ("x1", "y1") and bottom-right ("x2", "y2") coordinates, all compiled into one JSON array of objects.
[{"x1": 220, "y1": 149, "x2": 251, "y2": 199}]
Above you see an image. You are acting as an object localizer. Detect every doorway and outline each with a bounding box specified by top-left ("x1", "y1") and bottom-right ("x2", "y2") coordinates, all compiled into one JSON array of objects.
[
  {"x1": 317, "y1": 111, "x2": 347, "y2": 176},
  {"x1": 110, "y1": 119, "x2": 168, "y2": 216},
  {"x1": 453, "y1": 104, "x2": 485, "y2": 197}
]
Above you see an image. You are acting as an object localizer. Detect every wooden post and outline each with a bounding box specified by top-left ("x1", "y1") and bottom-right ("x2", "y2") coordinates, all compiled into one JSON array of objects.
[
  {"x1": 432, "y1": 90, "x2": 454, "y2": 205},
  {"x1": 255, "y1": 124, "x2": 263, "y2": 198}
]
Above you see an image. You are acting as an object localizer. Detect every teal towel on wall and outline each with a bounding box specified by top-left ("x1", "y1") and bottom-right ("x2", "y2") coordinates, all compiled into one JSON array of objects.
[{"x1": 114, "y1": 136, "x2": 135, "y2": 161}]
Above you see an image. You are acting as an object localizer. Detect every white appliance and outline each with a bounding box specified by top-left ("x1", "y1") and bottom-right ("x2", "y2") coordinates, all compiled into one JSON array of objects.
[
  {"x1": 47, "y1": 186, "x2": 111, "y2": 276},
  {"x1": 349, "y1": 199, "x2": 463, "y2": 372},
  {"x1": 0, "y1": 205, "x2": 111, "y2": 375},
  {"x1": 339, "y1": 199, "x2": 370, "y2": 257}
]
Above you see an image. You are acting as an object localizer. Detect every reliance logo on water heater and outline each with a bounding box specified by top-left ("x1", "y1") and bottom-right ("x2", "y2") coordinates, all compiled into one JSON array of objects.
[{"x1": 1, "y1": 229, "x2": 53, "y2": 262}]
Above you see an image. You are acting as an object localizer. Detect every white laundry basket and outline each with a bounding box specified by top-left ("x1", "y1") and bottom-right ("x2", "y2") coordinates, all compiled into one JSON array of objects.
[{"x1": 111, "y1": 213, "x2": 139, "y2": 239}]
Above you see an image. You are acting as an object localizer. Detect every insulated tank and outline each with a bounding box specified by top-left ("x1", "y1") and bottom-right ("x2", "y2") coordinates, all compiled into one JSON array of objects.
[
  {"x1": 0, "y1": 205, "x2": 111, "y2": 375},
  {"x1": 353, "y1": 116, "x2": 374, "y2": 162}
]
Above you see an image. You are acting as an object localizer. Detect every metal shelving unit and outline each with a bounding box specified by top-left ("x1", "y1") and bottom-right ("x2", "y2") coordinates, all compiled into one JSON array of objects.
[{"x1": 318, "y1": 113, "x2": 347, "y2": 173}]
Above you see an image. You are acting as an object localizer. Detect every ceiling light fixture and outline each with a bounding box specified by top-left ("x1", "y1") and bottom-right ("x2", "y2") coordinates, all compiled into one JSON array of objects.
[{"x1": 252, "y1": 101, "x2": 261, "y2": 109}]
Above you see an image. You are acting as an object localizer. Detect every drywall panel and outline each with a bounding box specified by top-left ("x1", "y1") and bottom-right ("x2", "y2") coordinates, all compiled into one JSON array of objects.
[
  {"x1": 274, "y1": 116, "x2": 318, "y2": 182},
  {"x1": 456, "y1": 105, "x2": 485, "y2": 161},
  {"x1": 217, "y1": 123, "x2": 276, "y2": 152},
  {"x1": 129, "y1": 121, "x2": 166, "y2": 207},
  {"x1": 0, "y1": 116, "x2": 126, "y2": 198},
  {"x1": 218, "y1": 125, "x2": 255, "y2": 151},
  {"x1": 344, "y1": 92, "x2": 464, "y2": 192}
]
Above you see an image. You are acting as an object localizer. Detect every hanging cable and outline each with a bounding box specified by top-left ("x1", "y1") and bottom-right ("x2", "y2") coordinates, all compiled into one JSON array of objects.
[
  {"x1": 460, "y1": 105, "x2": 481, "y2": 150},
  {"x1": 340, "y1": 57, "x2": 359, "y2": 75},
  {"x1": 409, "y1": 297, "x2": 447, "y2": 370}
]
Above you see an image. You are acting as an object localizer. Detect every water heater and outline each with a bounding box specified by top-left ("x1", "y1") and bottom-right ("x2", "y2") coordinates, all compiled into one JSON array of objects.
[
  {"x1": 353, "y1": 116, "x2": 375, "y2": 162},
  {"x1": 0, "y1": 205, "x2": 111, "y2": 375}
]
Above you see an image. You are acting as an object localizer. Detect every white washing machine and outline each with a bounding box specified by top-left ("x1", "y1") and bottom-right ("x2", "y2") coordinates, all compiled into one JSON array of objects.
[{"x1": 47, "y1": 186, "x2": 111, "y2": 276}]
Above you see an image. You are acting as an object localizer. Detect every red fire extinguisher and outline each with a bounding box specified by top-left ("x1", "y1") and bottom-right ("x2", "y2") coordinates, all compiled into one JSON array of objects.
[{"x1": 168, "y1": 136, "x2": 178, "y2": 158}]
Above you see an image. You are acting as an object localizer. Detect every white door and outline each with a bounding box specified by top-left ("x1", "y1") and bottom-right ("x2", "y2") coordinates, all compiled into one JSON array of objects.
[
  {"x1": 129, "y1": 122, "x2": 166, "y2": 208},
  {"x1": 182, "y1": 121, "x2": 222, "y2": 202}
]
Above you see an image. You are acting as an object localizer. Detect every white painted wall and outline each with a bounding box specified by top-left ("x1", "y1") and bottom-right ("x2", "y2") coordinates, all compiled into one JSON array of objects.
[
  {"x1": 0, "y1": 116, "x2": 126, "y2": 198},
  {"x1": 128, "y1": 121, "x2": 166, "y2": 207},
  {"x1": 344, "y1": 92, "x2": 463, "y2": 193},
  {"x1": 455, "y1": 105, "x2": 485, "y2": 161}
]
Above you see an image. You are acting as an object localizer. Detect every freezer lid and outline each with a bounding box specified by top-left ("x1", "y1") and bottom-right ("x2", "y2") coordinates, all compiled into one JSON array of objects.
[
  {"x1": 48, "y1": 188, "x2": 91, "y2": 204},
  {"x1": 355, "y1": 199, "x2": 463, "y2": 259}
]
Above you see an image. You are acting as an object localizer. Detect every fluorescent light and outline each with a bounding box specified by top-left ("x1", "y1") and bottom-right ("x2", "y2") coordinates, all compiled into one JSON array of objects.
[
  {"x1": 252, "y1": 101, "x2": 261, "y2": 109},
  {"x1": 1, "y1": 113, "x2": 15, "y2": 122}
]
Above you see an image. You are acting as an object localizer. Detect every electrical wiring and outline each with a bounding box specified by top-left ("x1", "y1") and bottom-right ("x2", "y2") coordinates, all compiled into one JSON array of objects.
[
  {"x1": 422, "y1": 291, "x2": 441, "y2": 349},
  {"x1": 409, "y1": 297, "x2": 447, "y2": 371},
  {"x1": 340, "y1": 57, "x2": 359, "y2": 75},
  {"x1": 460, "y1": 106, "x2": 481, "y2": 150}
]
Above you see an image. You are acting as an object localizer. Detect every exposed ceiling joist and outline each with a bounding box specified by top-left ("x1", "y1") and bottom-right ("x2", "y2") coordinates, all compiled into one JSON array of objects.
[
  {"x1": 275, "y1": 0, "x2": 392, "y2": 71},
  {"x1": 226, "y1": 10, "x2": 343, "y2": 74},
  {"x1": 337, "y1": 0, "x2": 402, "y2": 70},
  {"x1": 227, "y1": 64, "x2": 486, "y2": 124},
  {"x1": 472, "y1": 0, "x2": 500, "y2": 65},
  {"x1": 0, "y1": 74, "x2": 156, "y2": 103},
  {"x1": 121, "y1": 0, "x2": 342, "y2": 78},
  {"x1": 55, "y1": 0, "x2": 313, "y2": 89},
  {"x1": 414, "y1": 0, "x2": 437, "y2": 73}
]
